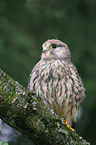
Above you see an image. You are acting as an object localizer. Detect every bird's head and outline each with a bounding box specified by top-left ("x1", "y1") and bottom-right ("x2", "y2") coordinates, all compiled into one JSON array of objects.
[{"x1": 41, "y1": 39, "x2": 71, "y2": 60}]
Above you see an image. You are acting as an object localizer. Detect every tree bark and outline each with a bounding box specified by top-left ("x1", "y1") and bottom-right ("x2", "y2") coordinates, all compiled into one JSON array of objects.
[{"x1": 0, "y1": 68, "x2": 90, "y2": 145}]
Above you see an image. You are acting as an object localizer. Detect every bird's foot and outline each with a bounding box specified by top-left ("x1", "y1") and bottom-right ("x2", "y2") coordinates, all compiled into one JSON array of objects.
[
  {"x1": 64, "y1": 119, "x2": 75, "y2": 132},
  {"x1": 50, "y1": 109, "x2": 75, "y2": 132}
]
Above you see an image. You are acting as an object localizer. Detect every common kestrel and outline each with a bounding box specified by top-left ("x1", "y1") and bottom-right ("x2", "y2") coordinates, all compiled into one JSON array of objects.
[{"x1": 28, "y1": 39, "x2": 85, "y2": 130}]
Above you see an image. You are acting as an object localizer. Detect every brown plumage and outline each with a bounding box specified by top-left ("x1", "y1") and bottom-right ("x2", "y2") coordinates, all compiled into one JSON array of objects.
[{"x1": 28, "y1": 39, "x2": 85, "y2": 127}]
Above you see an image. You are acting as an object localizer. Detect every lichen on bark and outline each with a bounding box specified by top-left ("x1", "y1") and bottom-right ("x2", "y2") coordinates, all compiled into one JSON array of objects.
[{"x1": 0, "y1": 68, "x2": 90, "y2": 145}]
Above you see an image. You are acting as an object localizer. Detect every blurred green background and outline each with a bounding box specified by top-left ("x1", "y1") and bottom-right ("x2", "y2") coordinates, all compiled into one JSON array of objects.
[{"x1": 0, "y1": 0, "x2": 96, "y2": 144}]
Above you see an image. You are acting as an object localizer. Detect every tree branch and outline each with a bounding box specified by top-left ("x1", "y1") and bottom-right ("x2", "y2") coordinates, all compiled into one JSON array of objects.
[{"x1": 0, "y1": 68, "x2": 90, "y2": 145}]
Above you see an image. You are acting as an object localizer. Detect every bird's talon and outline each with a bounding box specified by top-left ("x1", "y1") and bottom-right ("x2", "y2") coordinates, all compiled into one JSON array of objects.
[
  {"x1": 64, "y1": 119, "x2": 75, "y2": 132},
  {"x1": 70, "y1": 127, "x2": 75, "y2": 132},
  {"x1": 66, "y1": 124, "x2": 70, "y2": 128}
]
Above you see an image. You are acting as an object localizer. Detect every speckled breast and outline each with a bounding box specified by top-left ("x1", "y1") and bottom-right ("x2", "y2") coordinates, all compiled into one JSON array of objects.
[{"x1": 28, "y1": 59, "x2": 85, "y2": 124}]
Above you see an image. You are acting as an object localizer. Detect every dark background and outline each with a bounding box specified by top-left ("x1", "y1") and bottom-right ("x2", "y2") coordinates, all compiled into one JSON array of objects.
[{"x1": 0, "y1": 0, "x2": 96, "y2": 145}]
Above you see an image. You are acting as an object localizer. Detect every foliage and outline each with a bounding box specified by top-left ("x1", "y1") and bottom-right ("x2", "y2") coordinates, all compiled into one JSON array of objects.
[{"x1": 0, "y1": 139, "x2": 8, "y2": 145}]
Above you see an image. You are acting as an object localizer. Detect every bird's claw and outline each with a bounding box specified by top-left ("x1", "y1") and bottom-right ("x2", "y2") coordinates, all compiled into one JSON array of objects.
[{"x1": 64, "y1": 119, "x2": 76, "y2": 132}]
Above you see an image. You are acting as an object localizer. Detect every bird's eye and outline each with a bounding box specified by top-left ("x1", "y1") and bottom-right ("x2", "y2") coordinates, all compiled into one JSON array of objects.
[{"x1": 51, "y1": 44, "x2": 57, "y2": 49}]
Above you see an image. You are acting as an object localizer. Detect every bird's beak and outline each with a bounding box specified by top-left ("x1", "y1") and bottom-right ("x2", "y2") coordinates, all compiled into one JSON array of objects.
[
  {"x1": 42, "y1": 47, "x2": 50, "y2": 53},
  {"x1": 42, "y1": 50, "x2": 49, "y2": 53}
]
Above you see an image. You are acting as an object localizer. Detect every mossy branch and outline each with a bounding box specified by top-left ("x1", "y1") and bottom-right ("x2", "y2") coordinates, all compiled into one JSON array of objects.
[{"x1": 0, "y1": 68, "x2": 90, "y2": 145}]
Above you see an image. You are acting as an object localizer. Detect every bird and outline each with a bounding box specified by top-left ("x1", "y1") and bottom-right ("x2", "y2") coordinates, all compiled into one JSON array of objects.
[{"x1": 28, "y1": 39, "x2": 85, "y2": 131}]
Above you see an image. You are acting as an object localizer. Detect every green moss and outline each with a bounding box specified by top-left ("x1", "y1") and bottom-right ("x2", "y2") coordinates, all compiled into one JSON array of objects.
[{"x1": 0, "y1": 68, "x2": 90, "y2": 145}]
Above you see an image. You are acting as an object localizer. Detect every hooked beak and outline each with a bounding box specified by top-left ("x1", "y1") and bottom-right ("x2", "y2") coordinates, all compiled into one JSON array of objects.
[{"x1": 42, "y1": 48, "x2": 50, "y2": 53}]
